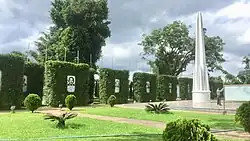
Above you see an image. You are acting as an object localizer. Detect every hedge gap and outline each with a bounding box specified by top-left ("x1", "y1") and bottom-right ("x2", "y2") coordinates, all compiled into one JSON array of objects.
[
  {"x1": 24, "y1": 62, "x2": 44, "y2": 99},
  {"x1": 178, "y1": 77, "x2": 193, "y2": 100}
]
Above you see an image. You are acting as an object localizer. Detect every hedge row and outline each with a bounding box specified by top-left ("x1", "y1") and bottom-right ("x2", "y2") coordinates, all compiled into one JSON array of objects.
[
  {"x1": 133, "y1": 72, "x2": 157, "y2": 102},
  {"x1": 99, "y1": 68, "x2": 129, "y2": 104},
  {"x1": 178, "y1": 77, "x2": 223, "y2": 100},
  {"x1": 43, "y1": 61, "x2": 90, "y2": 107},
  {"x1": 0, "y1": 54, "x2": 24, "y2": 109},
  {"x1": 24, "y1": 62, "x2": 44, "y2": 99},
  {"x1": 178, "y1": 77, "x2": 193, "y2": 100},
  {"x1": 157, "y1": 75, "x2": 178, "y2": 101}
]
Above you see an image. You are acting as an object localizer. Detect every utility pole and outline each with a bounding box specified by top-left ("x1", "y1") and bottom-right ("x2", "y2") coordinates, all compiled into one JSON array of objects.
[
  {"x1": 77, "y1": 50, "x2": 79, "y2": 64},
  {"x1": 64, "y1": 47, "x2": 67, "y2": 61}
]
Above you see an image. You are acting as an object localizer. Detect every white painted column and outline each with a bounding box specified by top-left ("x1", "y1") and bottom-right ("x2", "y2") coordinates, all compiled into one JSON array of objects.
[{"x1": 192, "y1": 12, "x2": 211, "y2": 108}]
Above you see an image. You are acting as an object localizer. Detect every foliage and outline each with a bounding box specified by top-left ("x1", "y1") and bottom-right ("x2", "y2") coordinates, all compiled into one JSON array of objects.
[
  {"x1": 43, "y1": 61, "x2": 89, "y2": 107},
  {"x1": 35, "y1": 0, "x2": 111, "y2": 66},
  {"x1": 94, "y1": 80, "x2": 99, "y2": 98},
  {"x1": 0, "y1": 54, "x2": 24, "y2": 109},
  {"x1": 99, "y1": 68, "x2": 129, "y2": 104},
  {"x1": 235, "y1": 101, "x2": 250, "y2": 133},
  {"x1": 140, "y1": 21, "x2": 225, "y2": 76},
  {"x1": 107, "y1": 95, "x2": 116, "y2": 107},
  {"x1": 133, "y1": 72, "x2": 157, "y2": 102},
  {"x1": 145, "y1": 102, "x2": 170, "y2": 114},
  {"x1": 178, "y1": 77, "x2": 192, "y2": 100},
  {"x1": 24, "y1": 94, "x2": 42, "y2": 113},
  {"x1": 44, "y1": 112, "x2": 78, "y2": 128},
  {"x1": 129, "y1": 81, "x2": 134, "y2": 99},
  {"x1": 24, "y1": 62, "x2": 44, "y2": 98},
  {"x1": 65, "y1": 94, "x2": 77, "y2": 110},
  {"x1": 157, "y1": 75, "x2": 177, "y2": 101},
  {"x1": 162, "y1": 119, "x2": 218, "y2": 141}
]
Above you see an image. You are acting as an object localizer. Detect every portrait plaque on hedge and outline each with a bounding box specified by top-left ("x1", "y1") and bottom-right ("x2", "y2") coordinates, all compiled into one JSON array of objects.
[
  {"x1": 115, "y1": 79, "x2": 120, "y2": 93},
  {"x1": 0, "y1": 70, "x2": 1, "y2": 92},
  {"x1": 169, "y1": 83, "x2": 172, "y2": 93},
  {"x1": 146, "y1": 81, "x2": 150, "y2": 93},
  {"x1": 67, "y1": 75, "x2": 75, "y2": 92},
  {"x1": 23, "y1": 75, "x2": 27, "y2": 92}
]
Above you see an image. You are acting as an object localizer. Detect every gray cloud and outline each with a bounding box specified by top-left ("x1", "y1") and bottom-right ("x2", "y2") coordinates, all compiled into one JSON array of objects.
[{"x1": 0, "y1": 0, "x2": 248, "y2": 76}]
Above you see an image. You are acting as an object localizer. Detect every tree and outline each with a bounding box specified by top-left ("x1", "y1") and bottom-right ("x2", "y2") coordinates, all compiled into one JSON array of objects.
[
  {"x1": 140, "y1": 21, "x2": 225, "y2": 76},
  {"x1": 242, "y1": 55, "x2": 250, "y2": 70},
  {"x1": 35, "y1": 0, "x2": 111, "y2": 65}
]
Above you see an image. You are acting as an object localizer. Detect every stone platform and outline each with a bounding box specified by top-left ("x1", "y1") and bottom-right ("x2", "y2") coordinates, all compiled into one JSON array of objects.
[{"x1": 117, "y1": 100, "x2": 245, "y2": 114}]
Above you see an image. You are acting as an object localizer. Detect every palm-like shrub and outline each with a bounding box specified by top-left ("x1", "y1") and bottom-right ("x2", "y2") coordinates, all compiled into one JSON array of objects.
[
  {"x1": 44, "y1": 112, "x2": 77, "y2": 128},
  {"x1": 145, "y1": 102, "x2": 170, "y2": 114}
]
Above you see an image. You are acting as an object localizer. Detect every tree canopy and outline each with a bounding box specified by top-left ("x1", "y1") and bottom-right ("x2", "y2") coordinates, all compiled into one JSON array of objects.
[
  {"x1": 35, "y1": 0, "x2": 111, "y2": 66},
  {"x1": 140, "y1": 21, "x2": 225, "y2": 76}
]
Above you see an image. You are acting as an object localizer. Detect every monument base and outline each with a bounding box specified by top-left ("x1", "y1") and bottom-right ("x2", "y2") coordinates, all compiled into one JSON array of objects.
[{"x1": 192, "y1": 91, "x2": 211, "y2": 108}]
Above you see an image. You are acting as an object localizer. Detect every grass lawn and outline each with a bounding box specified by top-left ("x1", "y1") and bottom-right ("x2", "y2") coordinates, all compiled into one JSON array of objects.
[
  {"x1": 81, "y1": 107, "x2": 242, "y2": 130},
  {"x1": 0, "y1": 112, "x2": 162, "y2": 141}
]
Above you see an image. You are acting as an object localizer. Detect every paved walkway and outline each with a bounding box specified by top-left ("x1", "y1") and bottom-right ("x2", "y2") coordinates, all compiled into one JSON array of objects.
[{"x1": 38, "y1": 109, "x2": 250, "y2": 140}]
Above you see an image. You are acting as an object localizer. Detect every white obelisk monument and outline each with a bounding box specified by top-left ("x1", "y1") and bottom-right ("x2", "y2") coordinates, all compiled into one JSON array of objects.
[{"x1": 192, "y1": 12, "x2": 211, "y2": 108}]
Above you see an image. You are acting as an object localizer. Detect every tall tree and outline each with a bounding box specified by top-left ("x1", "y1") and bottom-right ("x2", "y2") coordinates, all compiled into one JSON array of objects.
[
  {"x1": 140, "y1": 21, "x2": 225, "y2": 76},
  {"x1": 35, "y1": 0, "x2": 111, "y2": 66},
  {"x1": 242, "y1": 55, "x2": 250, "y2": 70}
]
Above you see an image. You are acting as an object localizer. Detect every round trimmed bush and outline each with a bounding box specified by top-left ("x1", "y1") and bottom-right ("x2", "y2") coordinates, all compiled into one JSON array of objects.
[
  {"x1": 107, "y1": 95, "x2": 116, "y2": 107},
  {"x1": 235, "y1": 101, "x2": 250, "y2": 133},
  {"x1": 24, "y1": 94, "x2": 42, "y2": 113},
  {"x1": 163, "y1": 119, "x2": 218, "y2": 141},
  {"x1": 65, "y1": 95, "x2": 77, "y2": 110}
]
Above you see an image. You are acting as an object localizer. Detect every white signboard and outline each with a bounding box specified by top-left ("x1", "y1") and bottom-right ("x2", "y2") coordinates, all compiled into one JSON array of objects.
[
  {"x1": 146, "y1": 81, "x2": 150, "y2": 93},
  {"x1": 225, "y1": 85, "x2": 250, "y2": 101},
  {"x1": 0, "y1": 70, "x2": 1, "y2": 92},
  {"x1": 115, "y1": 79, "x2": 120, "y2": 93},
  {"x1": 23, "y1": 75, "x2": 27, "y2": 92},
  {"x1": 67, "y1": 75, "x2": 75, "y2": 92}
]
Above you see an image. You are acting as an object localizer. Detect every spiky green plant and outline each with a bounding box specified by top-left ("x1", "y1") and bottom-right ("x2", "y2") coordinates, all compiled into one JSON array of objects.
[
  {"x1": 44, "y1": 112, "x2": 77, "y2": 128},
  {"x1": 145, "y1": 102, "x2": 170, "y2": 114}
]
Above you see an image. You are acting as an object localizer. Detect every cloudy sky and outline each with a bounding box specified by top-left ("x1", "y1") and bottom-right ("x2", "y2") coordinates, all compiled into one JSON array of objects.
[{"x1": 0, "y1": 0, "x2": 249, "y2": 78}]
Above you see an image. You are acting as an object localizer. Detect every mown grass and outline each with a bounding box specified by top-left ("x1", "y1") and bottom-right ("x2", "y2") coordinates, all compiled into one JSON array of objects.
[
  {"x1": 81, "y1": 107, "x2": 243, "y2": 130},
  {"x1": 0, "y1": 112, "x2": 162, "y2": 141}
]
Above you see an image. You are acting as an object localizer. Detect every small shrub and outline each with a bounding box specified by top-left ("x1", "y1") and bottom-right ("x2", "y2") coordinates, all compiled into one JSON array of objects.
[
  {"x1": 107, "y1": 95, "x2": 116, "y2": 107},
  {"x1": 235, "y1": 101, "x2": 250, "y2": 133},
  {"x1": 24, "y1": 94, "x2": 41, "y2": 113},
  {"x1": 163, "y1": 119, "x2": 218, "y2": 141},
  {"x1": 145, "y1": 102, "x2": 170, "y2": 114},
  {"x1": 44, "y1": 112, "x2": 77, "y2": 128},
  {"x1": 65, "y1": 95, "x2": 77, "y2": 110}
]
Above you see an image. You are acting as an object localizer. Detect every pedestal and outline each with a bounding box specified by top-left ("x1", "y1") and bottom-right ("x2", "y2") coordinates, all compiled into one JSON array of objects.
[{"x1": 192, "y1": 91, "x2": 210, "y2": 108}]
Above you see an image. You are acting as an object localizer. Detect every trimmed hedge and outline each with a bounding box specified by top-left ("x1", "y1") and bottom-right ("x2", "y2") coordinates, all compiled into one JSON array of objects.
[
  {"x1": 43, "y1": 61, "x2": 89, "y2": 107},
  {"x1": 0, "y1": 54, "x2": 24, "y2": 109},
  {"x1": 157, "y1": 75, "x2": 178, "y2": 101},
  {"x1": 133, "y1": 72, "x2": 157, "y2": 102},
  {"x1": 99, "y1": 68, "x2": 129, "y2": 104},
  {"x1": 178, "y1": 77, "x2": 193, "y2": 100},
  {"x1": 24, "y1": 62, "x2": 44, "y2": 99}
]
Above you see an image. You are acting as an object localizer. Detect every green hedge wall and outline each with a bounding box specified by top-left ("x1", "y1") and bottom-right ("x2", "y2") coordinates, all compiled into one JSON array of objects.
[
  {"x1": 157, "y1": 75, "x2": 178, "y2": 101},
  {"x1": 178, "y1": 77, "x2": 193, "y2": 100},
  {"x1": 99, "y1": 68, "x2": 129, "y2": 104},
  {"x1": 133, "y1": 72, "x2": 157, "y2": 102},
  {"x1": 43, "y1": 61, "x2": 89, "y2": 107},
  {"x1": 0, "y1": 54, "x2": 24, "y2": 109},
  {"x1": 24, "y1": 62, "x2": 44, "y2": 99}
]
